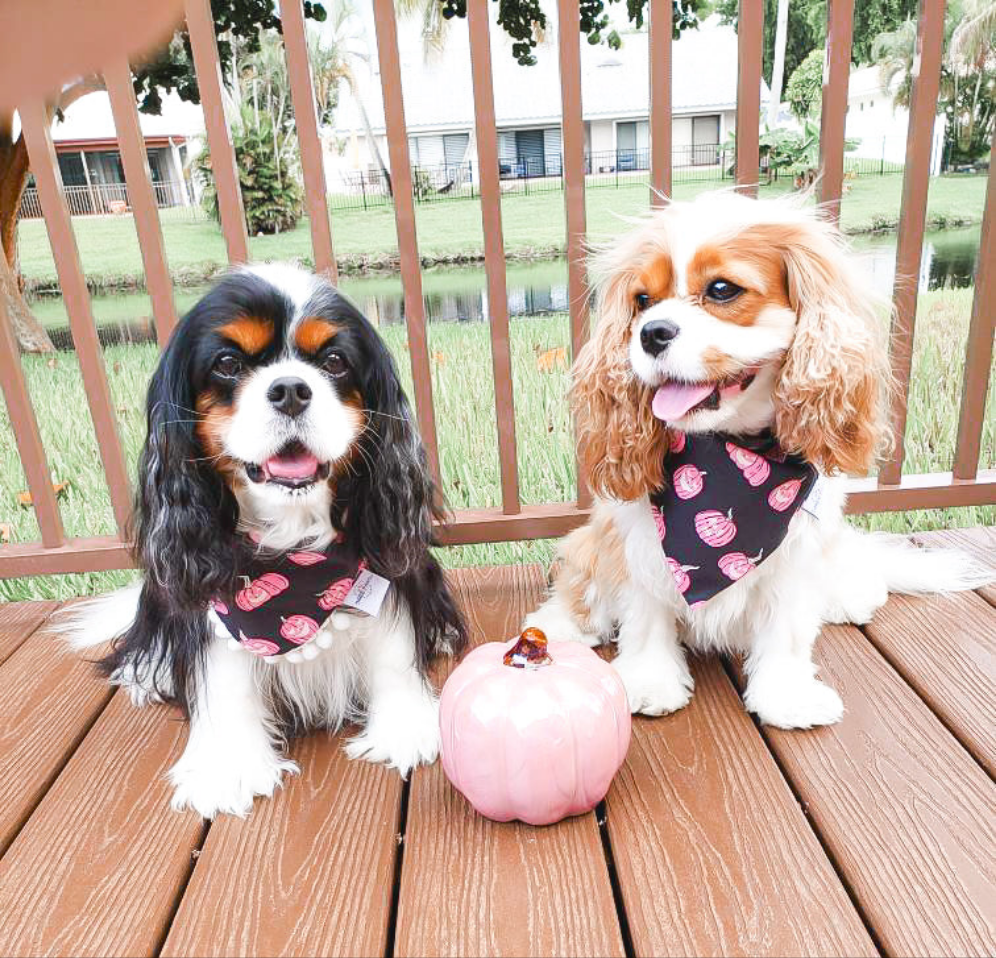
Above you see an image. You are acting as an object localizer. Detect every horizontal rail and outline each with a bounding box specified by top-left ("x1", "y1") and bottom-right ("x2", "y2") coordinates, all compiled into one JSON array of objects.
[{"x1": 4, "y1": 472, "x2": 993, "y2": 579}]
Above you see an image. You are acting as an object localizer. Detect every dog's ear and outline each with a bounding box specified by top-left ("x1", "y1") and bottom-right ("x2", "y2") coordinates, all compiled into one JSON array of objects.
[
  {"x1": 771, "y1": 220, "x2": 893, "y2": 475},
  {"x1": 135, "y1": 330, "x2": 240, "y2": 608},
  {"x1": 571, "y1": 254, "x2": 669, "y2": 501},
  {"x1": 347, "y1": 340, "x2": 440, "y2": 578}
]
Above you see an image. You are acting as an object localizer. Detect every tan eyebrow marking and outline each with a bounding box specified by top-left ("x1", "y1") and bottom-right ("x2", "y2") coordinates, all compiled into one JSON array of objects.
[
  {"x1": 217, "y1": 317, "x2": 274, "y2": 354},
  {"x1": 295, "y1": 317, "x2": 341, "y2": 354}
]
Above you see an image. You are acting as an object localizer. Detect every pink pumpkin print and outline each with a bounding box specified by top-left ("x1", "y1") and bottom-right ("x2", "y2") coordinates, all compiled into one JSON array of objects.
[
  {"x1": 768, "y1": 478, "x2": 803, "y2": 512},
  {"x1": 236, "y1": 572, "x2": 290, "y2": 611},
  {"x1": 318, "y1": 576, "x2": 355, "y2": 611},
  {"x1": 666, "y1": 556, "x2": 698, "y2": 594},
  {"x1": 288, "y1": 551, "x2": 327, "y2": 566},
  {"x1": 741, "y1": 457, "x2": 771, "y2": 487},
  {"x1": 211, "y1": 599, "x2": 229, "y2": 615},
  {"x1": 718, "y1": 551, "x2": 760, "y2": 581},
  {"x1": 280, "y1": 614, "x2": 320, "y2": 644},
  {"x1": 669, "y1": 431, "x2": 687, "y2": 454},
  {"x1": 694, "y1": 509, "x2": 737, "y2": 547},
  {"x1": 239, "y1": 633, "x2": 281, "y2": 657},
  {"x1": 673, "y1": 463, "x2": 706, "y2": 499},
  {"x1": 725, "y1": 442, "x2": 760, "y2": 470},
  {"x1": 652, "y1": 506, "x2": 667, "y2": 540}
]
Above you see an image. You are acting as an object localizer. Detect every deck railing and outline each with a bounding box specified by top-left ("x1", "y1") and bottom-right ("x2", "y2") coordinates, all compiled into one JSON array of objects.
[{"x1": 0, "y1": 0, "x2": 993, "y2": 579}]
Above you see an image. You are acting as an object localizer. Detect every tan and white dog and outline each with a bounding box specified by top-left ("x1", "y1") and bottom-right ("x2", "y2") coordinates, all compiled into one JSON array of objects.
[{"x1": 527, "y1": 192, "x2": 984, "y2": 729}]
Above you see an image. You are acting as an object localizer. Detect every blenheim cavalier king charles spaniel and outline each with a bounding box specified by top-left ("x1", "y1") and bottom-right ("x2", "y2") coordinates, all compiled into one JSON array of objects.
[
  {"x1": 527, "y1": 192, "x2": 984, "y2": 729},
  {"x1": 68, "y1": 264, "x2": 465, "y2": 818}
]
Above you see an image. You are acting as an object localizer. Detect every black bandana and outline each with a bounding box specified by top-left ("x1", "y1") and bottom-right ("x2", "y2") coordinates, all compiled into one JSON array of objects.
[
  {"x1": 649, "y1": 431, "x2": 818, "y2": 607},
  {"x1": 212, "y1": 537, "x2": 367, "y2": 657}
]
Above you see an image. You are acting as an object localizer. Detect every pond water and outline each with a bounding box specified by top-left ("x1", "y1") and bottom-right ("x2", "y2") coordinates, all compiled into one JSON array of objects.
[{"x1": 32, "y1": 225, "x2": 981, "y2": 349}]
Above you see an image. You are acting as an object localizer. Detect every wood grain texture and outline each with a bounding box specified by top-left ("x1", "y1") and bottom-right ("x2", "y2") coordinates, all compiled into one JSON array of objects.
[
  {"x1": 0, "y1": 694, "x2": 204, "y2": 957},
  {"x1": 0, "y1": 628, "x2": 112, "y2": 857},
  {"x1": 757, "y1": 624, "x2": 996, "y2": 957},
  {"x1": 0, "y1": 599, "x2": 59, "y2": 665},
  {"x1": 606, "y1": 655, "x2": 875, "y2": 958},
  {"x1": 394, "y1": 564, "x2": 625, "y2": 958},
  {"x1": 163, "y1": 732, "x2": 403, "y2": 958},
  {"x1": 913, "y1": 526, "x2": 996, "y2": 607},
  {"x1": 865, "y1": 591, "x2": 996, "y2": 776}
]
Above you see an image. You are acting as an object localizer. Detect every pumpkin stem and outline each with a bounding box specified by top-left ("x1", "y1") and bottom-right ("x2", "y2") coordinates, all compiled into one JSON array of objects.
[{"x1": 503, "y1": 627, "x2": 553, "y2": 669}]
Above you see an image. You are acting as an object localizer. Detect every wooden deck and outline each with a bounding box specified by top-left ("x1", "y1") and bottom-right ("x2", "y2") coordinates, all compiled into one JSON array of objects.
[{"x1": 0, "y1": 528, "x2": 993, "y2": 958}]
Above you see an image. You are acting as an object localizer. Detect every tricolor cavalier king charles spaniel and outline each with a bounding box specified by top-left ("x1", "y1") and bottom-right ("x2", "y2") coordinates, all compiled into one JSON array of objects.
[
  {"x1": 526, "y1": 192, "x2": 982, "y2": 729},
  {"x1": 68, "y1": 264, "x2": 465, "y2": 818}
]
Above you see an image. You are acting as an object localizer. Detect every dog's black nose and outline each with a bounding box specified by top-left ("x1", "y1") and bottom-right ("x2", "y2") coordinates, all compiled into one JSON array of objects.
[
  {"x1": 267, "y1": 377, "x2": 312, "y2": 418},
  {"x1": 640, "y1": 319, "x2": 680, "y2": 356}
]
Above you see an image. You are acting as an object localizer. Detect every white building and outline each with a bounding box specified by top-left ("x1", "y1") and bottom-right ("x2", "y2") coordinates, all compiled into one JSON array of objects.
[
  {"x1": 22, "y1": 89, "x2": 205, "y2": 216},
  {"x1": 326, "y1": 13, "x2": 767, "y2": 190},
  {"x1": 845, "y1": 64, "x2": 945, "y2": 174}
]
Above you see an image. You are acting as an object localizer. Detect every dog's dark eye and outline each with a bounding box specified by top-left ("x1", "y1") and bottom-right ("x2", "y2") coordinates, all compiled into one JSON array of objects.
[
  {"x1": 705, "y1": 279, "x2": 744, "y2": 303},
  {"x1": 213, "y1": 353, "x2": 243, "y2": 380},
  {"x1": 322, "y1": 350, "x2": 349, "y2": 378},
  {"x1": 635, "y1": 292, "x2": 651, "y2": 311}
]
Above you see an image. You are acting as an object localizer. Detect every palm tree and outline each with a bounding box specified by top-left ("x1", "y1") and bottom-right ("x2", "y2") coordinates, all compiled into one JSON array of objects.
[{"x1": 950, "y1": 0, "x2": 996, "y2": 69}]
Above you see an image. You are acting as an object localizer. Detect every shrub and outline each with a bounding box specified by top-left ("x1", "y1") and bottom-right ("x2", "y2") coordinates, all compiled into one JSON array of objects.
[{"x1": 195, "y1": 105, "x2": 303, "y2": 235}]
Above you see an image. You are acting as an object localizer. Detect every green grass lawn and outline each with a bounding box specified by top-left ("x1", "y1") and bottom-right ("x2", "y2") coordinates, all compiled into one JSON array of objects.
[
  {"x1": 1, "y1": 286, "x2": 992, "y2": 602},
  {"x1": 17, "y1": 173, "x2": 987, "y2": 292}
]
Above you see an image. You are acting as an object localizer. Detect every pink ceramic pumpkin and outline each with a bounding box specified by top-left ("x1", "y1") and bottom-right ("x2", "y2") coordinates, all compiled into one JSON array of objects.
[{"x1": 439, "y1": 628, "x2": 631, "y2": 826}]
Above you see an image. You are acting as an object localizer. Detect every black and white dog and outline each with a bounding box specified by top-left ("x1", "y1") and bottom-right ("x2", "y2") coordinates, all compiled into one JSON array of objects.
[{"x1": 67, "y1": 264, "x2": 465, "y2": 818}]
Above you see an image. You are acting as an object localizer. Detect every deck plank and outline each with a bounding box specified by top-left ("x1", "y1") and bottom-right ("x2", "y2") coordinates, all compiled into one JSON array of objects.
[
  {"x1": 606, "y1": 655, "x2": 875, "y2": 958},
  {"x1": 913, "y1": 526, "x2": 996, "y2": 606},
  {"x1": 0, "y1": 599, "x2": 59, "y2": 665},
  {"x1": 162, "y1": 732, "x2": 403, "y2": 958},
  {"x1": 754, "y1": 624, "x2": 996, "y2": 957},
  {"x1": 0, "y1": 628, "x2": 113, "y2": 857},
  {"x1": 393, "y1": 564, "x2": 625, "y2": 958},
  {"x1": 865, "y1": 591, "x2": 996, "y2": 777},
  {"x1": 0, "y1": 694, "x2": 204, "y2": 957}
]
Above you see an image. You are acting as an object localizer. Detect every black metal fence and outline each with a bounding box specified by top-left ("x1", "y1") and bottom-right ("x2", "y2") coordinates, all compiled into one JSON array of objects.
[{"x1": 326, "y1": 140, "x2": 912, "y2": 212}]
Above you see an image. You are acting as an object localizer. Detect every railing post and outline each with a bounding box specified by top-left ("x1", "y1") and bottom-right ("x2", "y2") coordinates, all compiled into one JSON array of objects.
[
  {"x1": 879, "y1": 0, "x2": 947, "y2": 486},
  {"x1": 734, "y1": 0, "x2": 763, "y2": 196},
  {"x1": 649, "y1": 0, "x2": 672, "y2": 205},
  {"x1": 818, "y1": 0, "x2": 855, "y2": 225}
]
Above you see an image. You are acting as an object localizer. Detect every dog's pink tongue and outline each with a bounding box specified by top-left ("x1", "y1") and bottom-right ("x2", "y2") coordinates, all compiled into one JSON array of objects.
[
  {"x1": 652, "y1": 383, "x2": 715, "y2": 421},
  {"x1": 265, "y1": 450, "x2": 319, "y2": 479}
]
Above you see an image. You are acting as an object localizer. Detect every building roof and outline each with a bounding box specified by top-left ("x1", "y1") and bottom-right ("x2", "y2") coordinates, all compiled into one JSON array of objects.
[
  {"x1": 332, "y1": 14, "x2": 767, "y2": 136},
  {"x1": 51, "y1": 90, "x2": 205, "y2": 144}
]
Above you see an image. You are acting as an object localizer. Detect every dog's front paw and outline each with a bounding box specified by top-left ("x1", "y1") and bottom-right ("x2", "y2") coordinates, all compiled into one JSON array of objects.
[
  {"x1": 612, "y1": 652, "x2": 694, "y2": 716},
  {"x1": 167, "y1": 744, "x2": 298, "y2": 819},
  {"x1": 346, "y1": 691, "x2": 440, "y2": 777},
  {"x1": 745, "y1": 672, "x2": 844, "y2": 729}
]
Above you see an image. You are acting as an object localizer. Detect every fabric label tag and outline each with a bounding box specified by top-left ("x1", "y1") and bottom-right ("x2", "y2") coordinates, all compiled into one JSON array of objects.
[
  {"x1": 801, "y1": 476, "x2": 825, "y2": 519},
  {"x1": 342, "y1": 569, "x2": 391, "y2": 617}
]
